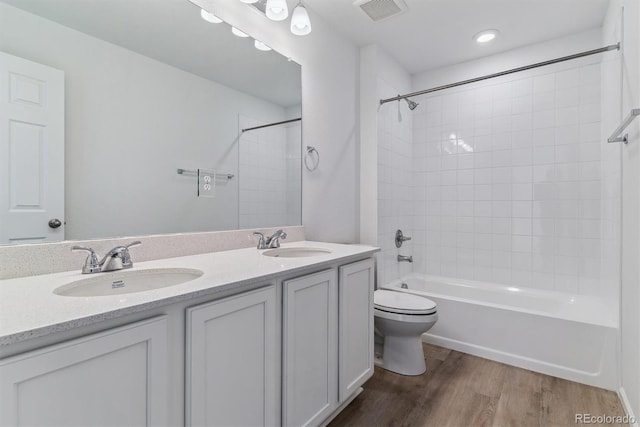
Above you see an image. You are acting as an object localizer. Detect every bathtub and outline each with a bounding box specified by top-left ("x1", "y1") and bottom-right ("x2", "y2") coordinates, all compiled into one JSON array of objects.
[{"x1": 382, "y1": 274, "x2": 618, "y2": 390}]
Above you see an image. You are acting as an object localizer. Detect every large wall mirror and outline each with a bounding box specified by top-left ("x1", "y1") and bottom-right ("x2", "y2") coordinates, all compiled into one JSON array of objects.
[{"x1": 0, "y1": 0, "x2": 302, "y2": 245}]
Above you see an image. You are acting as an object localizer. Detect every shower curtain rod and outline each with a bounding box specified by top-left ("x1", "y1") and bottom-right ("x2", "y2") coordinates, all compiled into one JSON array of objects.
[
  {"x1": 380, "y1": 43, "x2": 620, "y2": 105},
  {"x1": 241, "y1": 117, "x2": 301, "y2": 133}
]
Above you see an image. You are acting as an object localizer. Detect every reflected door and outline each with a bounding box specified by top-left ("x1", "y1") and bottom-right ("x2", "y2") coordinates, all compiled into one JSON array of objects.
[{"x1": 0, "y1": 52, "x2": 64, "y2": 244}]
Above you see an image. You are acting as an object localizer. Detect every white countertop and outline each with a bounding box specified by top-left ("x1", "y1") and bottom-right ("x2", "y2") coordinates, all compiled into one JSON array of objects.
[{"x1": 0, "y1": 241, "x2": 379, "y2": 346}]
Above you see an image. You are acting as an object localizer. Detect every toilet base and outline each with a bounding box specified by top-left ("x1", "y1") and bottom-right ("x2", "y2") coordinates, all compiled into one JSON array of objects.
[{"x1": 381, "y1": 335, "x2": 426, "y2": 376}]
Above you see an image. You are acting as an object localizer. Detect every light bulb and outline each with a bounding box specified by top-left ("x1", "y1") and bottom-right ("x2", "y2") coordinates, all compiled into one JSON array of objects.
[
  {"x1": 266, "y1": 0, "x2": 288, "y2": 21},
  {"x1": 200, "y1": 8, "x2": 222, "y2": 24},
  {"x1": 231, "y1": 27, "x2": 249, "y2": 38},
  {"x1": 290, "y1": 3, "x2": 311, "y2": 35},
  {"x1": 239, "y1": 0, "x2": 258, "y2": 3},
  {"x1": 254, "y1": 40, "x2": 272, "y2": 51}
]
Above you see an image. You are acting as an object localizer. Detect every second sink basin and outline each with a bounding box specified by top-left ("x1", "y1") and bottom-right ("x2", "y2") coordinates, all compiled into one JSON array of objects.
[
  {"x1": 54, "y1": 268, "x2": 204, "y2": 297},
  {"x1": 262, "y1": 247, "x2": 332, "y2": 258}
]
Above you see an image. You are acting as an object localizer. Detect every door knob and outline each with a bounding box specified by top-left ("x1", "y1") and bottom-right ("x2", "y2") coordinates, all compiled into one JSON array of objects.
[{"x1": 48, "y1": 218, "x2": 62, "y2": 229}]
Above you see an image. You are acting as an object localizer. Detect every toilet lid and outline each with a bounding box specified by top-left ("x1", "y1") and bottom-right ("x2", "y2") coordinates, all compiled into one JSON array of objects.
[{"x1": 374, "y1": 289, "x2": 437, "y2": 315}]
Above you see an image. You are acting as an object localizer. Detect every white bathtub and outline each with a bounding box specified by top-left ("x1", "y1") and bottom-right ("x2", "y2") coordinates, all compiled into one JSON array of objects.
[{"x1": 382, "y1": 274, "x2": 618, "y2": 390}]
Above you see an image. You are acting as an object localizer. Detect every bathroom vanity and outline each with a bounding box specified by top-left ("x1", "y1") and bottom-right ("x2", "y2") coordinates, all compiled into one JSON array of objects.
[{"x1": 0, "y1": 241, "x2": 378, "y2": 426}]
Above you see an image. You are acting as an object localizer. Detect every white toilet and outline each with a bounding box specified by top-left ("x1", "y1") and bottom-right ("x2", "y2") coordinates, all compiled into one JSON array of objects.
[{"x1": 374, "y1": 289, "x2": 438, "y2": 376}]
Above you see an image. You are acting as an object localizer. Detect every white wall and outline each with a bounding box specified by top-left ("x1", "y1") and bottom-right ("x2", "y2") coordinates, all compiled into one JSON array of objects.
[
  {"x1": 192, "y1": 0, "x2": 359, "y2": 243},
  {"x1": 602, "y1": 0, "x2": 640, "y2": 420},
  {"x1": 0, "y1": 3, "x2": 291, "y2": 240},
  {"x1": 360, "y1": 45, "x2": 414, "y2": 285}
]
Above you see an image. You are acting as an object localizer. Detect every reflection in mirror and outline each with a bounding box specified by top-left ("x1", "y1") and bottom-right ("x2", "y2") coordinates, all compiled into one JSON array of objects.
[{"x1": 0, "y1": 0, "x2": 302, "y2": 245}]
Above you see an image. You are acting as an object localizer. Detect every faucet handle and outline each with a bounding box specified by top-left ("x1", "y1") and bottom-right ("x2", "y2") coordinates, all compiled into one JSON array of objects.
[
  {"x1": 71, "y1": 245, "x2": 94, "y2": 253},
  {"x1": 253, "y1": 232, "x2": 267, "y2": 249},
  {"x1": 71, "y1": 246, "x2": 101, "y2": 274},
  {"x1": 125, "y1": 241, "x2": 142, "y2": 249},
  {"x1": 267, "y1": 230, "x2": 287, "y2": 248},
  {"x1": 119, "y1": 241, "x2": 141, "y2": 268}
]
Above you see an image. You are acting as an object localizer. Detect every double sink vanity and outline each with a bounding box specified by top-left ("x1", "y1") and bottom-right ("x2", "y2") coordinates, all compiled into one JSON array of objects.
[
  {"x1": 0, "y1": 2, "x2": 372, "y2": 425},
  {"x1": 0, "y1": 236, "x2": 378, "y2": 427}
]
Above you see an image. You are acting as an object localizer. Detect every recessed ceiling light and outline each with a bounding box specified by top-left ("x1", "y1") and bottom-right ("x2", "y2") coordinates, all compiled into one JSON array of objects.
[
  {"x1": 254, "y1": 40, "x2": 272, "y2": 51},
  {"x1": 200, "y1": 8, "x2": 222, "y2": 24},
  {"x1": 231, "y1": 26, "x2": 249, "y2": 38},
  {"x1": 474, "y1": 29, "x2": 499, "y2": 43}
]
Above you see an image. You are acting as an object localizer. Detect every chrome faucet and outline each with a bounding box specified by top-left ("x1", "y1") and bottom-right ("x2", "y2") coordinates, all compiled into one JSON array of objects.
[
  {"x1": 72, "y1": 241, "x2": 142, "y2": 274},
  {"x1": 398, "y1": 254, "x2": 413, "y2": 263},
  {"x1": 253, "y1": 230, "x2": 287, "y2": 249}
]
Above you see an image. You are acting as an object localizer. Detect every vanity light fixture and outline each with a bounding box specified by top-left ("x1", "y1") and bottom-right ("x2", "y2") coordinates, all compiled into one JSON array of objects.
[
  {"x1": 239, "y1": 0, "x2": 259, "y2": 2},
  {"x1": 231, "y1": 26, "x2": 250, "y2": 37},
  {"x1": 474, "y1": 29, "x2": 499, "y2": 43},
  {"x1": 266, "y1": 0, "x2": 289, "y2": 21},
  {"x1": 290, "y1": 2, "x2": 311, "y2": 36},
  {"x1": 254, "y1": 40, "x2": 272, "y2": 51},
  {"x1": 200, "y1": 8, "x2": 223, "y2": 23}
]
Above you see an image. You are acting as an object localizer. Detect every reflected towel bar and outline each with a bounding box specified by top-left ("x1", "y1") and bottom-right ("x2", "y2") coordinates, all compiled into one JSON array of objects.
[
  {"x1": 176, "y1": 169, "x2": 234, "y2": 180},
  {"x1": 241, "y1": 117, "x2": 301, "y2": 133},
  {"x1": 608, "y1": 109, "x2": 640, "y2": 144}
]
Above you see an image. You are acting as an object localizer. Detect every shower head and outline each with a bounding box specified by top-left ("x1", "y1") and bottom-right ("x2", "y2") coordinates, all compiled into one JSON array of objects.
[{"x1": 404, "y1": 98, "x2": 419, "y2": 110}]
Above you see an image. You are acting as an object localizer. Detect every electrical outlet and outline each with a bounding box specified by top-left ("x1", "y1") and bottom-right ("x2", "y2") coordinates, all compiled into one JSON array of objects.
[{"x1": 197, "y1": 169, "x2": 216, "y2": 198}]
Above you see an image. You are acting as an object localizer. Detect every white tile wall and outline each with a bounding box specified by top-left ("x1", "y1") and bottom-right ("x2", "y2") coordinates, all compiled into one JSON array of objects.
[
  {"x1": 377, "y1": 79, "x2": 414, "y2": 285},
  {"x1": 410, "y1": 62, "x2": 606, "y2": 293},
  {"x1": 285, "y1": 122, "x2": 302, "y2": 226},
  {"x1": 239, "y1": 115, "x2": 300, "y2": 229},
  {"x1": 599, "y1": 48, "x2": 622, "y2": 306}
]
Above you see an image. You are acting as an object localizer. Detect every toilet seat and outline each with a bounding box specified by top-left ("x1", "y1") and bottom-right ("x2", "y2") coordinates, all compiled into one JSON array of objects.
[{"x1": 374, "y1": 289, "x2": 437, "y2": 315}]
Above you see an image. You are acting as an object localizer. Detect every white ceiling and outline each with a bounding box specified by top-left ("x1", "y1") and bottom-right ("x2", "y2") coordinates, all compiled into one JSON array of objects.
[
  {"x1": 2, "y1": 0, "x2": 302, "y2": 107},
  {"x1": 304, "y1": 0, "x2": 610, "y2": 74}
]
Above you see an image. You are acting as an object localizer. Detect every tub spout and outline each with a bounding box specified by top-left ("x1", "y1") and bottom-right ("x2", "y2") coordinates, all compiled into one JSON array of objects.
[{"x1": 398, "y1": 255, "x2": 413, "y2": 263}]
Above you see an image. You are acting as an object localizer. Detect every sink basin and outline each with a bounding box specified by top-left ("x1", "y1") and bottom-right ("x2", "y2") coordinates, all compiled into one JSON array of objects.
[
  {"x1": 54, "y1": 268, "x2": 204, "y2": 297},
  {"x1": 262, "y1": 247, "x2": 332, "y2": 258}
]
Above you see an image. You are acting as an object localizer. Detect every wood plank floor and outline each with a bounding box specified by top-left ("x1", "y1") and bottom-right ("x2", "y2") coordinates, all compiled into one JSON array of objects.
[{"x1": 329, "y1": 344, "x2": 626, "y2": 427}]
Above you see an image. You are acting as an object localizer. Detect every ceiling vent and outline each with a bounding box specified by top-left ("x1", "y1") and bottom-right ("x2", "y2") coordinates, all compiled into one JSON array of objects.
[{"x1": 354, "y1": 0, "x2": 408, "y2": 22}]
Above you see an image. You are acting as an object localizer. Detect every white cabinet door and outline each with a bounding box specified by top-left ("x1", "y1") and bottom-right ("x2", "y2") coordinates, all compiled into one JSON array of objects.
[
  {"x1": 339, "y1": 258, "x2": 375, "y2": 401},
  {"x1": 0, "y1": 51, "x2": 65, "y2": 244},
  {"x1": 283, "y1": 269, "x2": 338, "y2": 427},
  {"x1": 0, "y1": 316, "x2": 168, "y2": 427},
  {"x1": 186, "y1": 285, "x2": 278, "y2": 427}
]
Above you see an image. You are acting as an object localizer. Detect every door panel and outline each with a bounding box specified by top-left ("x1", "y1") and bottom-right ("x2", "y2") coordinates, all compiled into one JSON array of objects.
[
  {"x1": 0, "y1": 51, "x2": 64, "y2": 244},
  {"x1": 339, "y1": 259, "x2": 375, "y2": 401},
  {"x1": 186, "y1": 285, "x2": 278, "y2": 427},
  {"x1": 0, "y1": 316, "x2": 168, "y2": 426},
  {"x1": 283, "y1": 269, "x2": 338, "y2": 427}
]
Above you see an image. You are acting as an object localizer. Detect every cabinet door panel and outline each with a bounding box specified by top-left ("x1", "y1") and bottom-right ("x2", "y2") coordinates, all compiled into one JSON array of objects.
[
  {"x1": 0, "y1": 316, "x2": 168, "y2": 427},
  {"x1": 283, "y1": 269, "x2": 338, "y2": 427},
  {"x1": 186, "y1": 285, "x2": 277, "y2": 427},
  {"x1": 339, "y1": 259, "x2": 375, "y2": 401}
]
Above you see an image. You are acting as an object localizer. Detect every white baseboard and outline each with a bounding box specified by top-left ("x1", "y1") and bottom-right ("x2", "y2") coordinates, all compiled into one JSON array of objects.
[{"x1": 618, "y1": 387, "x2": 639, "y2": 427}]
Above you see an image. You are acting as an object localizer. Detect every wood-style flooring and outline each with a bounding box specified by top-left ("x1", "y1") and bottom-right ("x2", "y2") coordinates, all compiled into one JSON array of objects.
[{"x1": 329, "y1": 344, "x2": 626, "y2": 427}]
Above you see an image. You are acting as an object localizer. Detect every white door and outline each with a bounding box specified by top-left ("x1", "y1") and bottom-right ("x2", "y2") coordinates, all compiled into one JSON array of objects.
[
  {"x1": 186, "y1": 285, "x2": 279, "y2": 427},
  {"x1": 0, "y1": 316, "x2": 169, "y2": 426},
  {"x1": 0, "y1": 51, "x2": 64, "y2": 244},
  {"x1": 283, "y1": 269, "x2": 338, "y2": 427},
  {"x1": 339, "y1": 258, "x2": 375, "y2": 402}
]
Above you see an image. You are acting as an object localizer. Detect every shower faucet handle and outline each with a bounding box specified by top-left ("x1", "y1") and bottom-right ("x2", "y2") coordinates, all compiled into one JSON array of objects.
[{"x1": 395, "y1": 229, "x2": 411, "y2": 248}]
